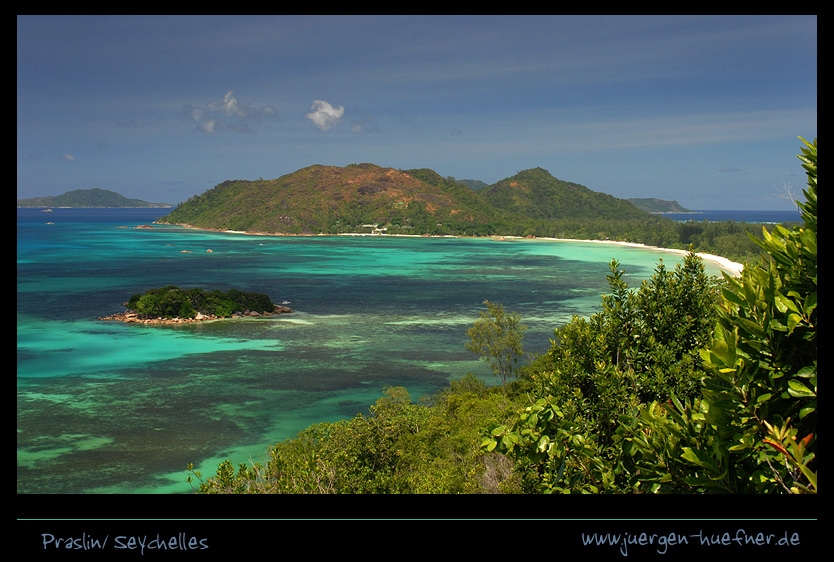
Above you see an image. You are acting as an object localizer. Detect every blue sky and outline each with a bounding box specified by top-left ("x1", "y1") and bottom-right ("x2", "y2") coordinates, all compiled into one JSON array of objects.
[{"x1": 17, "y1": 15, "x2": 816, "y2": 209}]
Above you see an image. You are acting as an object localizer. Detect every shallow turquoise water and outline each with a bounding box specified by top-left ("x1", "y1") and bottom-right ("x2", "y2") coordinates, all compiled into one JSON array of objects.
[{"x1": 17, "y1": 208, "x2": 727, "y2": 493}]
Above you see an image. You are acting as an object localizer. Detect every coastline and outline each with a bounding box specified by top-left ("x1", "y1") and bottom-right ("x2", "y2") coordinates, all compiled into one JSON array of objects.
[
  {"x1": 534, "y1": 237, "x2": 744, "y2": 277},
  {"x1": 154, "y1": 221, "x2": 744, "y2": 277},
  {"x1": 99, "y1": 305, "x2": 294, "y2": 325}
]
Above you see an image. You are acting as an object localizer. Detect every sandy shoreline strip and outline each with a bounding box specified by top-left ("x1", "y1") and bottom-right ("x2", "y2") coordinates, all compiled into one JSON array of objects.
[
  {"x1": 155, "y1": 222, "x2": 744, "y2": 277},
  {"x1": 535, "y1": 237, "x2": 744, "y2": 277}
]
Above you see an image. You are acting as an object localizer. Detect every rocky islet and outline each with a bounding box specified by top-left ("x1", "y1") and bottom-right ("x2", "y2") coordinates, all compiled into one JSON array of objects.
[{"x1": 99, "y1": 304, "x2": 293, "y2": 325}]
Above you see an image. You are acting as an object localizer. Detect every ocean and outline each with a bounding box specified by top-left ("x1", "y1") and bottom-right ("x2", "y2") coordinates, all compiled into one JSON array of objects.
[
  {"x1": 17, "y1": 207, "x2": 738, "y2": 494},
  {"x1": 659, "y1": 209, "x2": 803, "y2": 223}
]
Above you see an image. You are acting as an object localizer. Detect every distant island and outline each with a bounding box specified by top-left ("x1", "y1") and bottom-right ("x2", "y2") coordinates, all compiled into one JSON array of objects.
[
  {"x1": 157, "y1": 163, "x2": 649, "y2": 236},
  {"x1": 98, "y1": 286, "x2": 292, "y2": 325},
  {"x1": 626, "y1": 198, "x2": 693, "y2": 213},
  {"x1": 17, "y1": 188, "x2": 172, "y2": 208}
]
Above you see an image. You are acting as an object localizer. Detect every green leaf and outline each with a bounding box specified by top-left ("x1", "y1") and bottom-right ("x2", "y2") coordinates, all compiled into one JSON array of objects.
[
  {"x1": 721, "y1": 287, "x2": 746, "y2": 307},
  {"x1": 787, "y1": 379, "x2": 815, "y2": 398},
  {"x1": 774, "y1": 293, "x2": 800, "y2": 314},
  {"x1": 796, "y1": 365, "x2": 815, "y2": 378},
  {"x1": 703, "y1": 402, "x2": 726, "y2": 425},
  {"x1": 799, "y1": 406, "x2": 814, "y2": 419},
  {"x1": 786, "y1": 313, "x2": 802, "y2": 334},
  {"x1": 681, "y1": 447, "x2": 718, "y2": 472},
  {"x1": 803, "y1": 292, "x2": 817, "y2": 316},
  {"x1": 797, "y1": 464, "x2": 817, "y2": 491},
  {"x1": 769, "y1": 318, "x2": 788, "y2": 332},
  {"x1": 754, "y1": 393, "x2": 773, "y2": 405},
  {"x1": 737, "y1": 317, "x2": 766, "y2": 338},
  {"x1": 705, "y1": 334, "x2": 736, "y2": 367},
  {"x1": 670, "y1": 393, "x2": 684, "y2": 413},
  {"x1": 491, "y1": 425, "x2": 507, "y2": 436}
]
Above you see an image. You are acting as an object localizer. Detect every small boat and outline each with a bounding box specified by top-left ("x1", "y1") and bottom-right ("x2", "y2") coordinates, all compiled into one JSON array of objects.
[{"x1": 282, "y1": 300, "x2": 292, "y2": 305}]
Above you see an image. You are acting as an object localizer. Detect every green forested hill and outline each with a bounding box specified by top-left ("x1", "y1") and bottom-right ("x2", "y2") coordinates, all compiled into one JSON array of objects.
[
  {"x1": 627, "y1": 197, "x2": 693, "y2": 213},
  {"x1": 479, "y1": 167, "x2": 648, "y2": 221},
  {"x1": 17, "y1": 188, "x2": 172, "y2": 208},
  {"x1": 160, "y1": 163, "x2": 509, "y2": 235},
  {"x1": 159, "y1": 164, "x2": 648, "y2": 235},
  {"x1": 155, "y1": 163, "x2": 776, "y2": 263}
]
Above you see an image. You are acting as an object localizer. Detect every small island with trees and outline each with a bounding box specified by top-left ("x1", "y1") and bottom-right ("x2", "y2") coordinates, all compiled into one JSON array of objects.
[{"x1": 99, "y1": 286, "x2": 292, "y2": 324}]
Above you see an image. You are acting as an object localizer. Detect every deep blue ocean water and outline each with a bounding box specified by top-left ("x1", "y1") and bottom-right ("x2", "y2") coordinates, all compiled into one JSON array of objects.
[
  {"x1": 660, "y1": 209, "x2": 802, "y2": 223},
  {"x1": 17, "y1": 207, "x2": 739, "y2": 493}
]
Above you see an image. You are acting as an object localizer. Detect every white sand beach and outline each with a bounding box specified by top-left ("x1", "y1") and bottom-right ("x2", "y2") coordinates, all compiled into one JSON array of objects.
[
  {"x1": 536, "y1": 237, "x2": 744, "y2": 277},
  {"x1": 337, "y1": 232, "x2": 745, "y2": 277}
]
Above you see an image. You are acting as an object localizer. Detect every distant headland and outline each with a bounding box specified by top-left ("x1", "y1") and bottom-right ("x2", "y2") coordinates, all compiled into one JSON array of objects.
[
  {"x1": 626, "y1": 198, "x2": 693, "y2": 213},
  {"x1": 17, "y1": 188, "x2": 172, "y2": 208}
]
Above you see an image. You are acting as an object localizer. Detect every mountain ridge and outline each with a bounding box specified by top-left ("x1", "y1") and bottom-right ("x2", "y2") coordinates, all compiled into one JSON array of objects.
[
  {"x1": 158, "y1": 163, "x2": 650, "y2": 235},
  {"x1": 479, "y1": 167, "x2": 647, "y2": 221}
]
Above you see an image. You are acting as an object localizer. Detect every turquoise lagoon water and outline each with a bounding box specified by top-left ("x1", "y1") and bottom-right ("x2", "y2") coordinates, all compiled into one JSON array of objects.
[{"x1": 17, "y1": 208, "x2": 729, "y2": 494}]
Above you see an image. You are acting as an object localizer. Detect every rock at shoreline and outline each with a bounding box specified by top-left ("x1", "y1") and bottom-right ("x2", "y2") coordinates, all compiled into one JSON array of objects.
[{"x1": 99, "y1": 304, "x2": 294, "y2": 325}]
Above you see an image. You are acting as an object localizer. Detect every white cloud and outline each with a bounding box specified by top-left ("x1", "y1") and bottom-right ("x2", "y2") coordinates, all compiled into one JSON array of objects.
[
  {"x1": 210, "y1": 90, "x2": 243, "y2": 117},
  {"x1": 60, "y1": 153, "x2": 76, "y2": 162},
  {"x1": 184, "y1": 90, "x2": 278, "y2": 134},
  {"x1": 199, "y1": 119, "x2": 216, "y2": 134},
  {"x1": 306, "y1": 100, "x2": 344, "y2": 131}
]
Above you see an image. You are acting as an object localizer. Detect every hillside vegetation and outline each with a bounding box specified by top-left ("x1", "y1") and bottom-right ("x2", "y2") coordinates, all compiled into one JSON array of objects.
[
  {"x1": 479, "y1": 167, "x2": 647, "y2": 221},
  {"x1": 161, "y1": 164, "x2": 649, "y2": 235},
  {"x1": 158, "y1": 162, "x2": 784, "y2": 264},
  {"x1": 161, "y1": 163, "x2": 505, "y2": 235}
]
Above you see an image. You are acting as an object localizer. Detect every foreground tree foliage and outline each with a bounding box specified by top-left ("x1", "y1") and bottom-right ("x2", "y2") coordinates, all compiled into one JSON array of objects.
[
  {"x1": 465, "y1": 301, "x2": 527, "y2": 392},
  {"x1": 188, "y1": 139, "x2": 815, "y2": 494},
  {"x1": 483, "y1": 252, "x2": 722, "y2": 492},
  {"x1": 617, "y1": 138, "x2": 817, "y2": 493},
  {"x1": 483, "y1": 138, "x2": 817, "y2": 494},
  {"x1": 188, "y1": 379, "x2": 525, "y2": 493}
]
